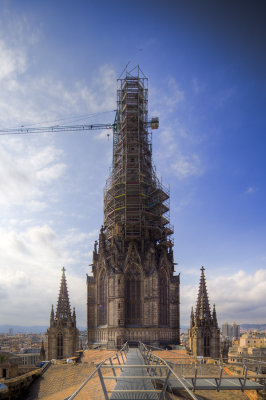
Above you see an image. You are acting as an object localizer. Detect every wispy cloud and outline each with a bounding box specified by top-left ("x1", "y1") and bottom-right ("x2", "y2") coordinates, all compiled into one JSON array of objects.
[
  {"x1": 192, "y1": 77, "x2": 205, "y2": 94},
  {"x1": 0, "y1": 38, "x2": 27, "y2": 80},
  {"x1": 150, "y1": 76, "x2": 204, "y2": 185},
  {"x1": 171, "y1": 153, "x2": 202, "y2": 179},
  {"x1": 0, "y1": 16, "x2": 116, "y2": 128},
  {"x1": 0, "y1": 14, "x2": 118, "y2": 327},
  {"x1": 0, "y1": 224, "x2": 93, "y2": 326},
  {"x1": 245, "y1": 186, "x2": 256, "y2": 194},
  {"x1": 0, "y1": 139, "x2": 66, "y2": 208}
]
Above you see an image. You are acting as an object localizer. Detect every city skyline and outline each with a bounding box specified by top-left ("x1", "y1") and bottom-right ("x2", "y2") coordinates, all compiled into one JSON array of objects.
[{"x1": 0, "y1": 0, "x2": 266, "y2": 327}]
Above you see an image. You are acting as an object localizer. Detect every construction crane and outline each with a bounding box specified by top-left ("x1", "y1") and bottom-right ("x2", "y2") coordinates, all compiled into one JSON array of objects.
[{"x1": 0, "y1": 117, "x2": 159, "y2": 136}]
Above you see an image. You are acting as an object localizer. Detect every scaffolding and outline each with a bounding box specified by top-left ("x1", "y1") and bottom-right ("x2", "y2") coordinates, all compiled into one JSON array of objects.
[{"x1": 104, "y1": 67, "x2": 173, "y2": 244}]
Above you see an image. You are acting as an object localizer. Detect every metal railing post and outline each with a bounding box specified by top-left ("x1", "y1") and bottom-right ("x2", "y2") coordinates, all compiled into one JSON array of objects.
[
  {"x1": 116, "y1": 353, "x2": 123, "y2": 371},
  {"x1": 109, "y1": 357, "x2": 116, "y2": 377},
  {"x1": 120, "y1": 350, "x2": 125, "y2": 363},
  {"x1": 159, "y1": 369, "x2": 171, "y2": 400},
  {"x1": 192, "y1": 367, "x2": 197, "y2": 391},
  {"x1": 242, "y1": 365, "x2": 248, "y2": 392},
  {"x1": 97, "y1": 365, "x2": 109, "y2": 400},
  {"x1": 216, "y1": 365, "x2": 223, "y2": 392}
]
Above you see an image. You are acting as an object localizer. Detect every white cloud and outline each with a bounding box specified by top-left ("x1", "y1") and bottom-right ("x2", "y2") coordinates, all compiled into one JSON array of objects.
[
  {"x1": 165, "y1": 77, "x2": 185, "y2": 111},
  {"x1": 0, "y1": 140, "x2": 66, "y2": 208},
  {"x1": 150, "y1": 76, "x2": 184, "y2": 117},
  {"x1": 192, "y1": 77, "x2": 205, "y2": 94},
  {"x1": 0, "y1": 17, "x2": 116, "y2": 128},
  {"x1": 171, "y1": 153, "x2": 202, "y2": 179},
  {"x1": 0, "y1": 26, "x2": 115, "y2": 332},
  {"x1": 150, "y1": 78, "x2": 203, "y2": 184},
  {"x1": 0, "y1": 224, "x2": 90, "y2": 326},
  {"x1": 246, "y1": 186, "x2": 255, "y2": 194},
  {"x1": 0, "y1": 39, "x2": 27, "y2": 80},
  {"x1": 36, "y1": 163, "x2": 66, "y2": 183}
]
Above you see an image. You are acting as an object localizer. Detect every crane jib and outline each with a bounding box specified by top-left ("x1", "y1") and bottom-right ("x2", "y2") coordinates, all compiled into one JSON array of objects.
[{"x1": 0, "y1": 118, "x2": 158, "y2": 135}]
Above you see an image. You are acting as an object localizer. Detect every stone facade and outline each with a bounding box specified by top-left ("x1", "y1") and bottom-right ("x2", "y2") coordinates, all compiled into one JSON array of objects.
[
  {"x1": 188, "y1": 267, "x2": 220, "y2": 358},
  {"x1": 0, "y1": 352, "x2": 18, "y2": 379},
  {"x1": 87, "y1": 69, "x2": 180, "y2": 348},
  {"x1": 46, "y1": 268, "x2": 79, "y2": 359}
]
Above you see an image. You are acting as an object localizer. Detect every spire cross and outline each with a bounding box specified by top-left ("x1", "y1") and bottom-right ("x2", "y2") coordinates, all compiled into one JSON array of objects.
[{"x1": 201, "y1": 265, "x2": 205, "y2": 272}]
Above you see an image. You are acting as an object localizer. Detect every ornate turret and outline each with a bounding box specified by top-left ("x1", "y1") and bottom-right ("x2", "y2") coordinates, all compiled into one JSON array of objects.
[
  {"x1": 50, "y1": 304, "x2": 54, "y2": 322},
  {"x1": 190, "y1": 307, "x2": 195, "y2": 328},
  {"x1": 188, "y1": 267, "x2": 220, "y2": 358},
  {"x1": 195, "y1": 266, "x2": 212, "y2": 325},
  {"x1": 56, "y1": 267, "x2": 72, "y2": 320},
  {"x1": 212, "y1": 304, "x2": 218, "y2": 328},
  {"x1": 46, "y1": 268, "x2": 79, "y2": 360},
  {"x1": 72, "y1": 307, "x2": 76, "y2": 328}
]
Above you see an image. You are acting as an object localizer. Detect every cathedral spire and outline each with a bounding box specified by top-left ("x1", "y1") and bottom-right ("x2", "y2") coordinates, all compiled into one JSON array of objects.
[
  {"x1": 190, "y1": 306, "x2": 195, "y2": 327},
  {"x1": 72, "y1": 307, "x2": 76, "y2": 327},
  {"x1": 40, "y1": 340, "x2": 46, "y2": 362},
  {"x1": 87, "y1": 68, "x2": 180, "y2": 348},
  {"x1": 47, "y1": 267, "x2": 79, "y2": 360},
  {"x1": 195, "y1": 266, "x2": 212, "y2": 323},
  {"x1": 212, "y1": 304, "x2": 218, "y2": 328},
  {"x1": 56, "y1": 267, "x2": 71, "y2": 320},
  {"x1": 50, "y1": 304, "x2": 54, "y2": 321},
  {"x1": 188, "y1": 267, "x2": 220, "y2": 358}
]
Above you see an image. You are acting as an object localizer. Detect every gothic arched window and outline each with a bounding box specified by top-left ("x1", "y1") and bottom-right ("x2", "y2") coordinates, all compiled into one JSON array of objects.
[
  {"x1": 125, "y1": 264, "x2": 141, "y2": 325},
  {"x1": 159, "y1": 268, "x2": 168, "y2": 325},
  {"x1": 204, "y1": 335, "x2": 210, "y2": 357},
  {"x1": 57, "y1": 332, "x2": 63, "y2": 359},
  {"x1": 98, "y1": 269, "x2": 107, "y2": 325}
]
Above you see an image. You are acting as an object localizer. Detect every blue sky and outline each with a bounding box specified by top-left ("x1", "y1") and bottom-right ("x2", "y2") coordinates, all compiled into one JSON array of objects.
[{"x1": 0, "y1": 0, "x2": 265, "y2": 328}]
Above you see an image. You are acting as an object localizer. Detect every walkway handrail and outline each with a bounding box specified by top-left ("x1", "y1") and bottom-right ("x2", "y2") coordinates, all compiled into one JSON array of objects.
[
  {"x1": 139, "y1": 341, "x2": 199, "y2": 400},
  {"x1": 65, "y1": 342, "x2": 129, "y2": 400},
  {"x1": 41, "y1": 361, "x2": 51, "y2": 375}
]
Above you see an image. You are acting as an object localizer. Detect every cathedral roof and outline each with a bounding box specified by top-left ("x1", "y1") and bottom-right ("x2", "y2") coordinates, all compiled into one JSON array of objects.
[{"x1": 56, "y1": 267, "x2": 72, "y2": 320}]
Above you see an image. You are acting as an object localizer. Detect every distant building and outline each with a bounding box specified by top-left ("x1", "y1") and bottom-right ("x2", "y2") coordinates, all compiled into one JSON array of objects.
[
  {"x1": 240, "y1": 332, "x2": 266, "y2": 348},
  {"x1": 222, "y1": 322, "x2": 240, "y2": 339},
  {"x1": 79, "y1": 331, "x2": 87, "y2": 350},
  {"x1": 0, "y1": 352, "x2": 18, "y2": 379},
  {"x1": 222, "y1": 322, "x2": 231, "y2": 337},
  {"x1": 188, "y1": 266, "x2": 220, "y2": 358},
  {"x1": 228, "y1": 332, "x2": 266, "y2": 367},
  {"x1": 46, "y1": 268, "x2": 79, "y2": 360},
  {"x1": 14, "y1": 353, "x2": 40, "y2": 367},
  {"x1": 232, "y1": 322, "x2": 240, "y2": 338}
]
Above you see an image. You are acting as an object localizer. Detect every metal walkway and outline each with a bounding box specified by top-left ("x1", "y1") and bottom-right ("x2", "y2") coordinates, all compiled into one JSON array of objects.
[
  {"x1": 165, "y1": 374, "x2": 264, "y2": 391},
  {"x1": 141, "y1": 343, "x2": 266, "y2": 393},
  {"x1": 65, "y1": 342, "x2": 266, "y2": 400},
  {"x1": 109, "y1": 348, "x2": 159, "y2": 399}
]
